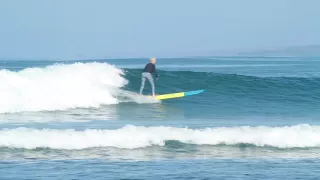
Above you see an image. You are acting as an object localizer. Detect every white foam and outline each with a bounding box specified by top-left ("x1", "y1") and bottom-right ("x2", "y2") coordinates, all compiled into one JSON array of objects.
[
  {"x1": 1, "y1": 124, "x2": 320, "y2": 149},
  {"x1": 0, "y1": 62, "x2": 157, "y2": 113}
]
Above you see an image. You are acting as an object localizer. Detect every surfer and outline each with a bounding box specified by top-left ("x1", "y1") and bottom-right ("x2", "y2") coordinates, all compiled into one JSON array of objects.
[{"x1": 139, "y1": 57, "x2": 159, "y2": 97}]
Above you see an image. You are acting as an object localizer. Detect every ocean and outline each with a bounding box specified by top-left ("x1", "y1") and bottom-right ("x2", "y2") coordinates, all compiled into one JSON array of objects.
[{"x1": 1, "y1": 57, "x2": 320, "y2": 179}]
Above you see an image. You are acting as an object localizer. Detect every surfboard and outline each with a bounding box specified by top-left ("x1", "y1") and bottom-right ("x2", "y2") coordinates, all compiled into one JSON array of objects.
[{"x1": 154, "y1": 89, "x2": 204, "y2": 100}]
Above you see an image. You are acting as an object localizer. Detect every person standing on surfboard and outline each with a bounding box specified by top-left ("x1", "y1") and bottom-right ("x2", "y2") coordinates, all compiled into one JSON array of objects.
[{"x1": 139, "y1": 57, "x2": 159, "y2": 97}]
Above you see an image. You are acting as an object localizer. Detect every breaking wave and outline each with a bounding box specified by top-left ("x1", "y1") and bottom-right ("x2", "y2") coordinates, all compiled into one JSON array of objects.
[
  {"x1": 1, "y1": 124, "x2": 320, "y2": 149},
  {"x1": 0, "y1": 62, "x2": 157, "y2": 113}
]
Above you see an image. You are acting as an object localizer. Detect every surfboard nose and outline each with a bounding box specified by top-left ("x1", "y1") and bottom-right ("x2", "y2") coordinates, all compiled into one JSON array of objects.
[{"x1": 184, "y1": 89, "x2": 205, "y2": 96}]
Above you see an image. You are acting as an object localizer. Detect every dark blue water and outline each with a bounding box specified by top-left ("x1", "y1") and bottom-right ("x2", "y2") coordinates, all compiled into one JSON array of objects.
[{"x1": 1, "y1": 57, "x2": 320, "y2": 179}]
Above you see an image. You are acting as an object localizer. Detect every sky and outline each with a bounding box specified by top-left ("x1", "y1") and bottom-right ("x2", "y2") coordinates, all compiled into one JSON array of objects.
[{"x1": 0, "y1": 0, "x2": 320, "y2": 60}]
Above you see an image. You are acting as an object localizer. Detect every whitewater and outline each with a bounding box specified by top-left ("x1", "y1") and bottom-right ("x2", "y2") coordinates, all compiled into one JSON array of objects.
[
  {"x1": 0, "y1": 62, "x2": 157, "y2": 113},
  {"x1": 1, "y1": 124, "x2": 320, "y2": 149}
]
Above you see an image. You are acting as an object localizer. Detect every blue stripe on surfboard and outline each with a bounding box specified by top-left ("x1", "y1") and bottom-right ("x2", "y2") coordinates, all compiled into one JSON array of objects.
[{"x1": 184, "y1": 89, "x2": 205, "y2": 96}]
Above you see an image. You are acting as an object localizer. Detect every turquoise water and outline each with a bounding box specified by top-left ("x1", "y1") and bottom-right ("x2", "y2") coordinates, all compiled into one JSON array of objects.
[{"x1": 1, "y1": 57, "x2": 320, "y2": 179}]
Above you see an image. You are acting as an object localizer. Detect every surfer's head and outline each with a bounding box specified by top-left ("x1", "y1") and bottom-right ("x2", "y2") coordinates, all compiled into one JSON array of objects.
[{"x1": 150, "y1": 57, "x2": 156, "y2": 64}]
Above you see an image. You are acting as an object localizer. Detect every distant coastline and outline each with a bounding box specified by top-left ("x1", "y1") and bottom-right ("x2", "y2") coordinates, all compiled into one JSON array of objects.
[{"x1": 237, "y1": 45, "x2": 320, "y2": 57}]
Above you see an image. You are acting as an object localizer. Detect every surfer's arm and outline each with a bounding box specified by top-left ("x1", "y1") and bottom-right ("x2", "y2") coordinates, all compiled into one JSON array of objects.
[{"x1": 153, "y1": 65, "x2": 159, "y2": 79}]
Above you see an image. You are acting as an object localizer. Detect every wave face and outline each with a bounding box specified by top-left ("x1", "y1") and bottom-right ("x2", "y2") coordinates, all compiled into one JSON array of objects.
[
  {"x1": 125, "y1": 69, "x2": 320, "y2": 98},
  {"x1": 0, "y1": 62, "x2": 159, "y2": 113},
  {"x1": 1, "y1": 124, "x2": 320, "y2": 149},
  {"x1": 123, "y1": 70, "x2": 320, "y2": 119}
]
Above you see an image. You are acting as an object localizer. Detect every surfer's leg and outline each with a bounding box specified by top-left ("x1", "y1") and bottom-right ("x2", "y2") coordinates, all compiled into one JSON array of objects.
[
  {"x1": 139, "y1": 73, "x2": 146, "y2": 94},
  {"x1": 145, "y1": 73, "x2": 155, "y2": 96}
]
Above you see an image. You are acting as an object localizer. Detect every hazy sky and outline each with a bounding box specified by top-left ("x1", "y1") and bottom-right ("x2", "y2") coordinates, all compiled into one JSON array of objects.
[{"x1": 0, "y1": 0, "x2": 319, "y2": 60}]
